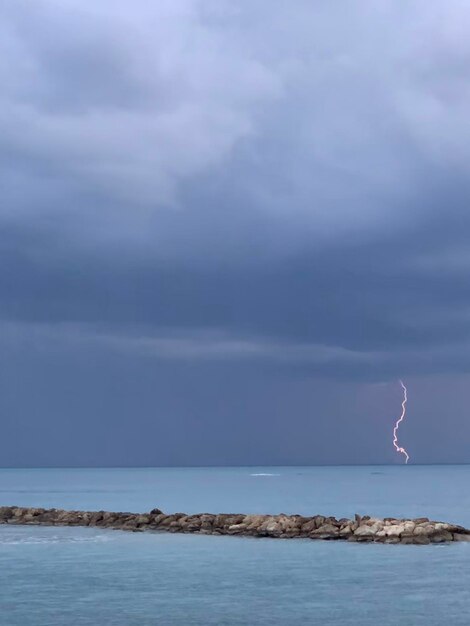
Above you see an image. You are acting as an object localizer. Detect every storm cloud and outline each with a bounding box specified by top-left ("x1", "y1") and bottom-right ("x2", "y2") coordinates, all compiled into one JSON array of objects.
[{"x1": 1, "y1": 1, "x2": 470, "y2": 465}]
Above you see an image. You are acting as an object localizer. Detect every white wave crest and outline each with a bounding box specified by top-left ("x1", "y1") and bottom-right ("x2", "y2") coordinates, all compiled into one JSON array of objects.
[{"x1": 250, "y1": 473, "x2": 281, "y2": 476}]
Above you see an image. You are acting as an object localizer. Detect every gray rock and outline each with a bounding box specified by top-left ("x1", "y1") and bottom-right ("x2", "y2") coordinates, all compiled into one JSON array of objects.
[
  {"x1": 311, "y1": 523, "x2": 339, "y2": 539},
  {"x1": 400, "y1": 535, "x2": 430, "y2": 545},
  {"x1": 354, "y1": 525, "x2": 377, "y2": 538},
  {"x1": 430, "y1": 531, "x2": 453, "y2": 543}
]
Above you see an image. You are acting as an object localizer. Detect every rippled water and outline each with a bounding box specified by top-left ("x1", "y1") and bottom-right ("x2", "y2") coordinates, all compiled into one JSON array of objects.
[{"x1": 0, "y1": 466, "x2": 469, "y2": 625}]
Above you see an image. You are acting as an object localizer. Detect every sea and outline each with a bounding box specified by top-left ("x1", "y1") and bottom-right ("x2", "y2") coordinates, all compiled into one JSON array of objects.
[{"x1": 0, "y1": 465, "x2": 469, "y2": 626}]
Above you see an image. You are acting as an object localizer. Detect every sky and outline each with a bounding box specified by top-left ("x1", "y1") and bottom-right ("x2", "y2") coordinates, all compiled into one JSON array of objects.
[{"x1": 1, "y1": 0, "x2": 470, "y2": 466}]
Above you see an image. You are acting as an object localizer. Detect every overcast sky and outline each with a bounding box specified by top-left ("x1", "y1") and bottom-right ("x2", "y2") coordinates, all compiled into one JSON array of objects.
[{"x1": 1, "y1": 0, "x2": 470, "y2": 466}]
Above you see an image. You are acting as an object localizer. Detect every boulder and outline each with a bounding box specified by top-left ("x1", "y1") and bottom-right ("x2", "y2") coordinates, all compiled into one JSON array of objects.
[
  {"x1": 150, "y1": 513, "x2": 167, "y2": 526},
  {"x1": 384, "y1": 536, "x2": 400, "y2": 544},
  {"x1": 311, "y1": 523, "x2": 339, "y2": 539},
  {"x1": 150, "y1": 508, "x2": 163, "y2": 515},
  {"x1": 413, "y1": 524, "x2": 433, "y2": 536},
  {"x1": 384, "y1": 523, "x2": 406, "y2": 538},
  {"x1": 0, "y1": 507, "x2": 14, "y2": 520},
  {"x1": 430, "y1": 531, "x2": 453, "y2": 543},
  {"x1": 218, "y1": 514, "x2": 244, "y2": 528},
  {"x1": 354, "y1": 522, "x2": 382, "y2": 538},
  {"x1": 227, "y1": 523, "x2": 247, "y2": 534},
  {"x1": 183, "y1": 516, "x2": 202, "y2": 531},
  {"x1": 154, "y1": 515, "x2": 175, "y2": 527},
  {"x1": 257, "y1": 518, "x2": 282, "y2": 537},
  {"x1": 300, "y1": 519, "x2": 318, "y2": 534},
  {"x1": 401, "y1": 535, "x2": 430, "y2": 545},
  {"x1": 401, "y1": 521, "x2": 416, "y2": 535},
  {"x1": 339, "y1": 525, "x2": 353, "y2": 539}
]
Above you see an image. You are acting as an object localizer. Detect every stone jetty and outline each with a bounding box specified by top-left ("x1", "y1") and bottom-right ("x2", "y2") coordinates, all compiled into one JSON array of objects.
[{"x1": 1, "y1": 506, "x2": 470, "y2": 544}]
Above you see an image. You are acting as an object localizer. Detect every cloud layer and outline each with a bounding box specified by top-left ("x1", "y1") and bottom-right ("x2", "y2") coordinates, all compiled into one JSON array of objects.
[{"x1": 1, "y1": 1, "x2": 470, "y2": 463}]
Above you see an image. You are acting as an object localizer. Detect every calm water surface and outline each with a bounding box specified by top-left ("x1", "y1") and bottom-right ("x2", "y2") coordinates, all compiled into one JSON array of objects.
[{"x1": 0, "y1": 466, "x2": 469, "y2": 625}]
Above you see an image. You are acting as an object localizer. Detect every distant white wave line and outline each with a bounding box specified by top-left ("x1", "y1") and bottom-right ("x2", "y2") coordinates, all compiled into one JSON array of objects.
[{"x1": 250, "y1": 473, "x2": 281, "y2": 476}]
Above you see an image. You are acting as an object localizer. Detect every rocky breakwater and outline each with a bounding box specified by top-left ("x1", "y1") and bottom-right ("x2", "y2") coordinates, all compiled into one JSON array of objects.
[{"x1": 1, "y1": 506, "x2": 470, "y2": 544}]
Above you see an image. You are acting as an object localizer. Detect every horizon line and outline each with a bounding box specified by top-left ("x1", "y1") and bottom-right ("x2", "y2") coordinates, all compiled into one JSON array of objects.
[{"x1": 0, "y1": 462, "x2": 469, "y2": 469}]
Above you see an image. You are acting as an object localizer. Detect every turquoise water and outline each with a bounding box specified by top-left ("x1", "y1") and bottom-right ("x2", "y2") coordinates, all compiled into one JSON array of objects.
[{"x1": 0, "y1": 466, "x2": 469, "y2": 625}]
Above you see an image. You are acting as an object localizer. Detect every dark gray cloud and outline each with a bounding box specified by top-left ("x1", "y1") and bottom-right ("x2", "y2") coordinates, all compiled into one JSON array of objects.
[{"x1": 1, "y1": 1, "x2": 470, "y2": 464}]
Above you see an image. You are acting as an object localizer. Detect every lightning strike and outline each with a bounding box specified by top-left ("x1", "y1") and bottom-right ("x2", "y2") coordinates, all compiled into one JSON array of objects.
[{"x1": 393, "y1": 380, "x2": 410, "y2": 464}]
